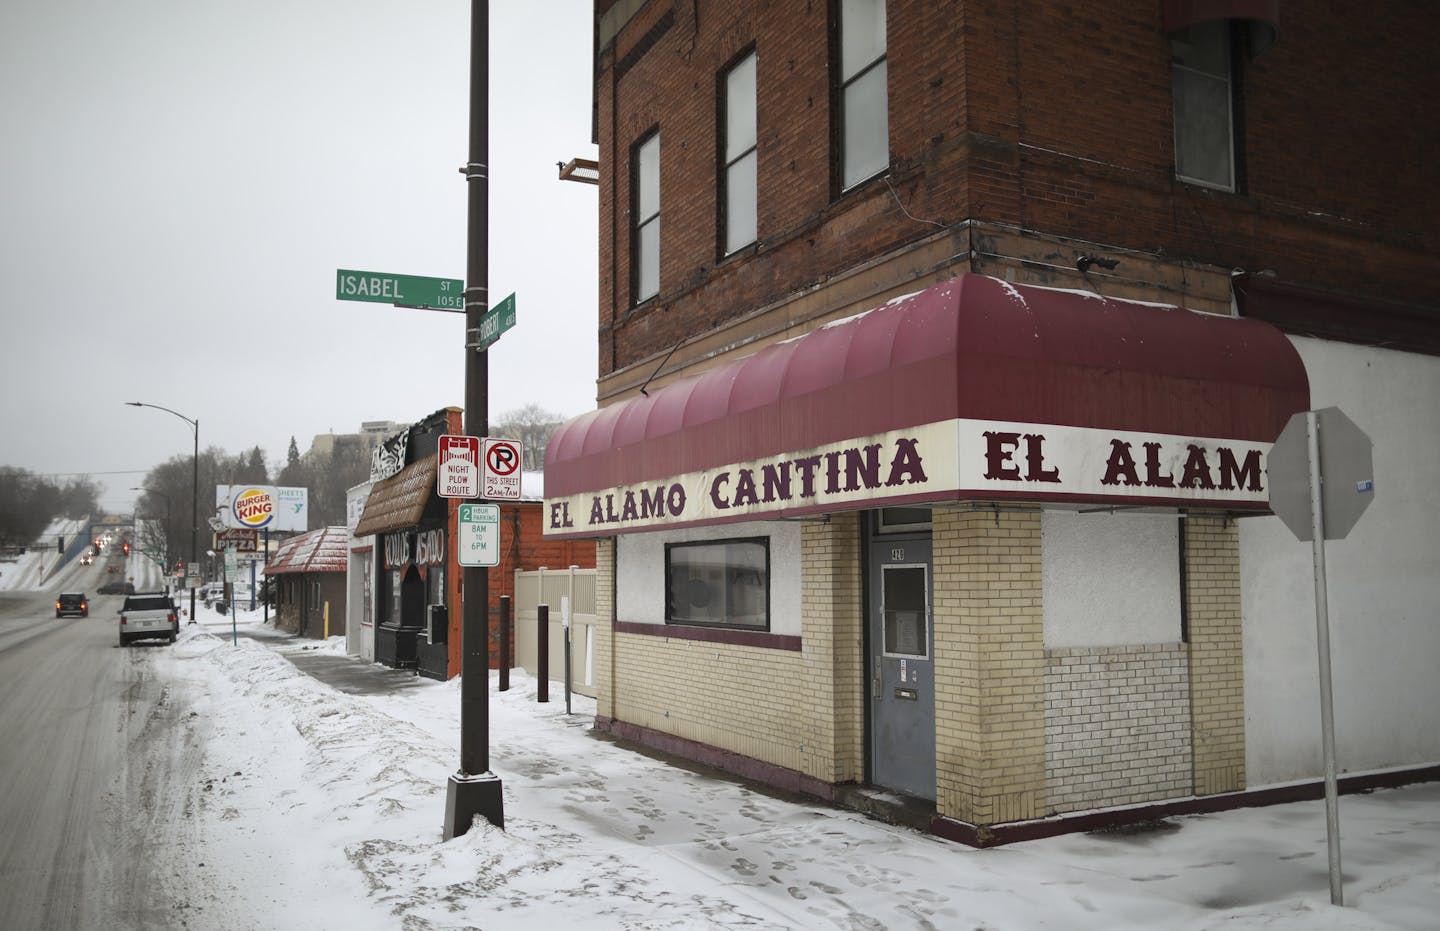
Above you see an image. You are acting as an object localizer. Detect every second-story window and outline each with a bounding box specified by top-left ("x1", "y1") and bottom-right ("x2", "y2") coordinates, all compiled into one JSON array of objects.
[
  {"x1": 1171, "y1": 21, "x2": 1235, "y2": 191},
  {"x1": 722, "y1": 51, "x2": 758, "y2": 256},
  {"x1": 839, "y1": 0, "x2": 888, "y2": 190},
  {"x1": 633, "y1": 132, "x2": 661, "y2": 303}
]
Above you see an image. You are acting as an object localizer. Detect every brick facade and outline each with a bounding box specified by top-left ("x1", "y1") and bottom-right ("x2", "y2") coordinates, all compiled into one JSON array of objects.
[
  {"x1": 594, "y1": 1, "x2": 1436, "y2": 399},
  {"x1": 582, "y1": 0, "x2": 1434, "y2": 840}
]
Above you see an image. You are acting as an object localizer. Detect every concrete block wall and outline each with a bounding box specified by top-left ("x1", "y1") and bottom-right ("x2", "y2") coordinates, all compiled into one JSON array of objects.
[
  {"x1": 1044, "y1": 644, "x2": 1193, "y2": 813},
  {"x1": 933, "y1": 507, "x2": 1047, "y2": 828}
]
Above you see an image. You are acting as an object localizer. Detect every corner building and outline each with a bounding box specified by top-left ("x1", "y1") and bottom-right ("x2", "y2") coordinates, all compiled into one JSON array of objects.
[{"x1": 545, "y1": 1, "x2": 1440, "y2": 843}]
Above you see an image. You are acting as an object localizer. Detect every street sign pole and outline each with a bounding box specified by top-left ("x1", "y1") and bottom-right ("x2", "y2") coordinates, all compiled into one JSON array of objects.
[
  {"x1": 445, "y1": 0, "x2": 503, "y2": 839},
  {"x1": 1305, "y1": 411, "x2": 1344, "y2": 907}
]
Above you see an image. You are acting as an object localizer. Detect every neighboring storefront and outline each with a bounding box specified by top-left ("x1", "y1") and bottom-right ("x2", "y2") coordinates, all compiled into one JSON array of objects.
[
  {"x1": 345, "y1": 481, "x2": 376, "y2": 662},
  {"x1": 352, "y1": 409, "x2": 463, "y2": 679},
  {"x1": 264, "y1": 526, "x2": 349, "y2": 639},
  {"x1": 545, "y1": 274, "x2": 1314, "y2": 841}
]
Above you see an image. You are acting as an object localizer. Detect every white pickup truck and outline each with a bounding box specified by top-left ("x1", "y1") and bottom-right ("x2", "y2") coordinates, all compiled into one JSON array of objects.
[{"x1": 118, "y1": 592, "x2": 178, "y2": 646}]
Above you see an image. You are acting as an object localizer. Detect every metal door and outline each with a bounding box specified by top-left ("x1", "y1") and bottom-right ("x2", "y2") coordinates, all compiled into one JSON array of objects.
[{"x1": 868, "y1": 538, "x2": 935, "y2": 800}]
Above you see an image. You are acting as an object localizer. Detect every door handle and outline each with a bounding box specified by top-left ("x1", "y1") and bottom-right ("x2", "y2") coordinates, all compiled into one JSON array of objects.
[{"x1": 871, "y1": 662, "x2": 881, "y2": 700}]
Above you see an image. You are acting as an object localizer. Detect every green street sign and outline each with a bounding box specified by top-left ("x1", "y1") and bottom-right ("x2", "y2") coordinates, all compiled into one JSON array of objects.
[
  {"x1": 475, "y1": 292, "x2": 516, "y2": 350},
  {"x1": 335, "y1": 269, "x2": 465, "y2": 311}
]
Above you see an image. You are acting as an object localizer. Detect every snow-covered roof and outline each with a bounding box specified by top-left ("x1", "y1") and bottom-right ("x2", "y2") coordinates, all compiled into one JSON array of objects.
[{"x1": 263, "y1": 526, "x2": 349, "y2": 575}]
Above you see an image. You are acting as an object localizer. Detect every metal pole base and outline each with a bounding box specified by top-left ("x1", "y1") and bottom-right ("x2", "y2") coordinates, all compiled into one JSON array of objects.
[{"x1": 443, "y1": 771, "x2": 504, "y2": 839}]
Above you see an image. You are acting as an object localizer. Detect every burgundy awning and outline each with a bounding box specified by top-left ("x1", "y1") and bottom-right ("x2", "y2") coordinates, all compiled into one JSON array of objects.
[
  {"x1": 544, "y1": 275, "x2": 1309, "y2": 536},
  {"x1": 1163, "y1": 0, "x2": 1279, "y2": 57}
]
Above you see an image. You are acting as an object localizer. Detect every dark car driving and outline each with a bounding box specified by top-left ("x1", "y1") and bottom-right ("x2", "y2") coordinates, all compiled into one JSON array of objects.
[{"x1": 56, "y1": 592, "x2": 88, "y2": 618}]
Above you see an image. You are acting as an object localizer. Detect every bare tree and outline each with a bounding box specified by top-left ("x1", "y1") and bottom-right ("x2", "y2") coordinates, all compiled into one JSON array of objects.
[{"x1": 493, "y1": 403, "x2": 565, "y2": 471}]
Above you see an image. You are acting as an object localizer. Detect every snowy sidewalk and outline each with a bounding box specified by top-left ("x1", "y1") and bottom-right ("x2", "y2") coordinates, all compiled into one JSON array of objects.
[{"x1": 159, "y1": 621, "x2": 1440, "y2": 930}]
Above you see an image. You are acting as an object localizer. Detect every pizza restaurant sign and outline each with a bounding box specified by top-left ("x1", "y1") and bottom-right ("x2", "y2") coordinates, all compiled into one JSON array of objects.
[{"x1": 543, "y1": 419, "x2": 1272, "y2": 536}]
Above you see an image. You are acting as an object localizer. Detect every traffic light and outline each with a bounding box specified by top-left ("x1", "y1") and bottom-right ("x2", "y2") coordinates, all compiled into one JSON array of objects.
[{"x1": 122, "y1": 542, "x2": 130, "y2": 555}]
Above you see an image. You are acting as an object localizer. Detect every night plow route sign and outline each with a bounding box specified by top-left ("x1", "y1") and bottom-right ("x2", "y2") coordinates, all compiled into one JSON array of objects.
[{"x1": 437, "y1": 435, "x2": 480, "y2": 499}]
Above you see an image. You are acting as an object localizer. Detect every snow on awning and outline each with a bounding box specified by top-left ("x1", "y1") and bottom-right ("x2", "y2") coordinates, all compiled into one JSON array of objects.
[
  {"x1": 264, "y1": 526, "x2": 349, "y2": 575},
  {"x1": 542, "y1": 274, "x2": 1309, "y2": 538},
  {"x1": 352, "y1": 456, "x2": 437, "y2": 537}
]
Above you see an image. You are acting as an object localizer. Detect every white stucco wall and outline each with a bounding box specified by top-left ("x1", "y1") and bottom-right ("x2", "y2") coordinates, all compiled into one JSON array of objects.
[
  {"x1": 1042, "y1": 510, "x2": 1182, "y2": 647},
  {"x1": 615, "y1": 519, "x2": 803, "y2": 636},
  {"x1": 1242, "y1": 336, "x2": 1440, "y2": 785}
]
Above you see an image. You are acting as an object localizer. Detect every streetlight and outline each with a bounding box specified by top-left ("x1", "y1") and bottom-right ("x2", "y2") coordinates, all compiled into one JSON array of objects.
[
  {"x1": 126, "y1": 402, "x2": 198, "y2": 624},
  {"x1": 130, "y1": 486, "x2": 172, "y2": 572}
]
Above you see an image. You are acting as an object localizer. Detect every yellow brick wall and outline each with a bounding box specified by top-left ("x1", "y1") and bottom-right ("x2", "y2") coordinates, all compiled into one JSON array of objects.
[
  {"x1": 594, "y1": 538, "x2": 615, "y2": 720},
  {"x1": 1185, "y1": 515, "x2": 1247, "y2": 794},
  {"x1": 933, "y1": 508, "x2": 1047, "y2": 826},
  {"x1": 603, "y1": 515, "x2": 864, "y2": 784}
]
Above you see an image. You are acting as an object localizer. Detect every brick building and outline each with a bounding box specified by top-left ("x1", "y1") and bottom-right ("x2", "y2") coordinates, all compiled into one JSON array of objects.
[{"x1": 545, "y1": 1, "x2": 1439, "y2": 842}]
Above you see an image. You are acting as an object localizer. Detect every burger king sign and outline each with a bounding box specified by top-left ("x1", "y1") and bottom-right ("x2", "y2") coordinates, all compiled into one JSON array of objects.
[{"x1": 231, "y1": 485, "x2": 276, "y2": 529}]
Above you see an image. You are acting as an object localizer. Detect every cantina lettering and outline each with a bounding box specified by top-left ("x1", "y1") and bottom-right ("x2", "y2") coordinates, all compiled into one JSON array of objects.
[
  {"x1": 982, "y1": 431, "x2": 1262, "y2": 491},
  {"x1": 549, "y1": 437, "x2": 928, "y2": 530}
]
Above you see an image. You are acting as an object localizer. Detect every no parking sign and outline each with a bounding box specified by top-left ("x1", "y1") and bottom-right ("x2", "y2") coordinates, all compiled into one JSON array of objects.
[{"x1": 482, "y1": 437, "x2": 523, "y2": 500}]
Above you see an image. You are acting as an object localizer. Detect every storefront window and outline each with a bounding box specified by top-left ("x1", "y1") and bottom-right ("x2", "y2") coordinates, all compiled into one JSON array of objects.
[
  {"x1": 428, "y1": 566, "x2": 445, "y2": 604},
  {"x1": 665, "y1": 537, "x2": 769, "y2": 630},
  {"x1": 391, "y1": 570, "x2": 402, "y2": 623}
]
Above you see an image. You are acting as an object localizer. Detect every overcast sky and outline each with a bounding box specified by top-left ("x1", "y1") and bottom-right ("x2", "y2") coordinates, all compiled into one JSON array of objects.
[{"x1": 0, "y1": 1, "x2": 598, "y2": 512}]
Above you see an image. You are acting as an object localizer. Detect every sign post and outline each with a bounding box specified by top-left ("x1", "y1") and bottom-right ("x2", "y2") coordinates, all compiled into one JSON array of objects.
[{"x1": 1267, "y1": 406, "x2": 1375, "y2": 907}]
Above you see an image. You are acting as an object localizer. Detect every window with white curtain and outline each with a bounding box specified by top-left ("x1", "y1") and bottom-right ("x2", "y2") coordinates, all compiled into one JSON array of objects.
[
  {"x1": 839, "y1": 0, "x2": 888, "y2": 189},
  {"x1": 632, "y1": 132, "x2": 660, "y2": 302},
  {"x1": 722, "y1": 51, "x2": 758, "y2": 255},
  {"x1": 1172, "y1": 20, "x2": 1235, "y2": 191}
]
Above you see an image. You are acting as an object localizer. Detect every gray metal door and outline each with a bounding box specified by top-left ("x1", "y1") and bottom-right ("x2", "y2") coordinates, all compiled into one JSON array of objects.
[{"x1": 868, "y1": 538, "x2": 935, "y2": 800}]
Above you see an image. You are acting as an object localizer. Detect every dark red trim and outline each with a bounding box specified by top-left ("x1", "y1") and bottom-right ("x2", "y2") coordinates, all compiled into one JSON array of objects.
[
  {"x1": 1236, "y1": 275, "x2": 1440, "y2": 357},
  {"x1": 615, "y1": 619, "x2": 802, "y2": 651},
  {"x1": 595, "y1": 712, "x2": 1439, "y2": 848},
  {"x1": 938, "y1": 763, "x2": 1440, "y2": 847},
  {"x1": 547, "y1": 276, "x2": 1308, "y2": 507},
  {"x1": 597, "y1": 716, "x2": 835, "y2": 799}
]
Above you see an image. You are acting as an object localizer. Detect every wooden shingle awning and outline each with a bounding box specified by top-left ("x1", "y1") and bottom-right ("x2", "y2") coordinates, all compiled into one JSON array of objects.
[{"x1": 353, "y1": 455, "x2": 437, "y2": 537}]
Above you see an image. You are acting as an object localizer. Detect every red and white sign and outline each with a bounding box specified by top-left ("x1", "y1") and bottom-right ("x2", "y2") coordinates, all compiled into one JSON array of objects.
[
  {"x1": 437, "y1": 434, "x2": 480, "y2": 498},
  {"x1": 482, "y1": 437, "x2": 523, "y2": 500}
]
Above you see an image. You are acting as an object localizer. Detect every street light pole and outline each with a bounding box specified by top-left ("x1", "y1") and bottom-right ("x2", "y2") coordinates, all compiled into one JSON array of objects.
[
  {"x1": 444, "y1": 0, "x2": 503, "y2": 839},
  {"x1": 126, "y1": 402, "x2": 198, "y2": 625}
]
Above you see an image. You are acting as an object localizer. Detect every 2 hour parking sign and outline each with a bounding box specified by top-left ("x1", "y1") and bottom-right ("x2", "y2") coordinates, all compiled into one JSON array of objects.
[{"x1": 482, "y1": 437, "x2": 523, "y2": 500}]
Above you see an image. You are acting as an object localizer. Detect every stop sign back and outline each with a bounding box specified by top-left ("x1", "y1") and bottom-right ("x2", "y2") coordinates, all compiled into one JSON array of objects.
[{"x1": 1267, "y1": 407, "x2": 1375, "y2": 541}]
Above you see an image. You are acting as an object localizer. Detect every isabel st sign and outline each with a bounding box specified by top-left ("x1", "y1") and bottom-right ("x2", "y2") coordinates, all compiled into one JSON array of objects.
[
  {"x1": 544, "y1": 418, "x2": 1273, "y2": 537},
  {"x1": 335, "y1": 269, "x2": 464, "y2": 312}
]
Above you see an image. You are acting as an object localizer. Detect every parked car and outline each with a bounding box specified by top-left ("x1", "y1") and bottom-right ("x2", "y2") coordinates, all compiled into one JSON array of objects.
[
  {"x1": 97, "y1": 580, "x2": 135, "y2": 595},
  {"x1": 198, "y1": 583, "x2": 225, "y2": 608},
  {"x1": 55, "y1": 592, "x2": 88, "y2": 618},
  {"x1": 118, "y1": 592, "x2": 178, "y2": 645}
]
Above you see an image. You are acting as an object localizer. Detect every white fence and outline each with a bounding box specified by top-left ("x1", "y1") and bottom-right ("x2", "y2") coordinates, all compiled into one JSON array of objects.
[{"x1": 512, "y1": 565, "x2": 598, "y2": 699}]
